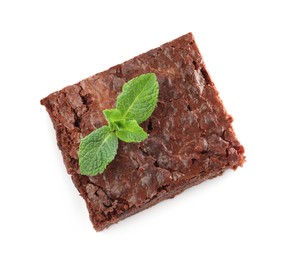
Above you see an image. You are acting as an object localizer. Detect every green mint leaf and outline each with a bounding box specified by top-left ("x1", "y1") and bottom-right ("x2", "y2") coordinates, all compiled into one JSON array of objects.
[
  {"x1": 115, "y1": 119, "x2": 148, "y2": 143},
  {"x1": 103, "y1": 109, "x2": 122, "y2": 129},
  {"x1": 79, "y1": 126, "x2": 118, "y2": 175},
  {"x1": 116, "y1": 73, "x2": 159, "y2": 124}
]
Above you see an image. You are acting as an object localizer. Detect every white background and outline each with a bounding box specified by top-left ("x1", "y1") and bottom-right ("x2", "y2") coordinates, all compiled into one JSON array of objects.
[{"x1": 1, "y1": 0, "x2": 288, "y2": 259}]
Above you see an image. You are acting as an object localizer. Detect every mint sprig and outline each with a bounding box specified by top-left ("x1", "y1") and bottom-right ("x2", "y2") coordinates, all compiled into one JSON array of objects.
[{"x1": 79, "y1": 73, "x2": 159, "y2": 176}]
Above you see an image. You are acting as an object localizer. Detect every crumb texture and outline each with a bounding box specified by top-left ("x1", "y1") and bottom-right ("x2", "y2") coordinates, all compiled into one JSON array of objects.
[{"x1": 41, "y1": 33, "x2": 245, "y2": 231}]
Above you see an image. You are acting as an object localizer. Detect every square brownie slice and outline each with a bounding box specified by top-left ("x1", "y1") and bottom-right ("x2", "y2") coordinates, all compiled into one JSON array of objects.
[{"x1": 41, "y1": 33, "x2": 245, "y2": 231}]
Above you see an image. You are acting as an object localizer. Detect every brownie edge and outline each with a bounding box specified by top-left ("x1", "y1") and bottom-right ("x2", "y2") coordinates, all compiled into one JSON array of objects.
[{"x1": 41, "y1": 33, "x2": 245, "y2": 231}]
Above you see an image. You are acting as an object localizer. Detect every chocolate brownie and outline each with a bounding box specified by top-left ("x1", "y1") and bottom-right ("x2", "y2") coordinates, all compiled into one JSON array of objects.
[{"x1": 41, "y1": 33, "x2": 245, "y2": 231}]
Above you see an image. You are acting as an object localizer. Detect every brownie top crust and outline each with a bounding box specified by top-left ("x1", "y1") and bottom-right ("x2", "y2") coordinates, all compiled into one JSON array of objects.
[{"x1": 41, "y1": 33, "x2": 245, "y2": 230}]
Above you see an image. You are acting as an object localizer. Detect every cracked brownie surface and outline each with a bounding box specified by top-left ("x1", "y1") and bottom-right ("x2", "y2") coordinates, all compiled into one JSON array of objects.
[{"x1": 41, "y1": 33, "x2": 245, "y2": 231}]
